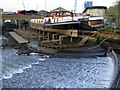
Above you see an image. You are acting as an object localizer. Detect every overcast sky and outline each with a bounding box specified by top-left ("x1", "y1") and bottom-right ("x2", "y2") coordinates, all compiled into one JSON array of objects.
[{"x1": 0, "y1": 0, "x2": 117, "y2": 13}]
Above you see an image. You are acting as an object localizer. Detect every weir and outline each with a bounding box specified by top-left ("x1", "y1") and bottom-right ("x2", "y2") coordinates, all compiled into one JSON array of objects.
[{"x1": 101, "y1": 42, "x2": 119, "y2": 88}]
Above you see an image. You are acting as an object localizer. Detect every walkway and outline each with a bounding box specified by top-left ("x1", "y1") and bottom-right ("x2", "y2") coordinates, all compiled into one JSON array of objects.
[{"x1": 9, "y1": 32, "x2": 29, "y2": 43}]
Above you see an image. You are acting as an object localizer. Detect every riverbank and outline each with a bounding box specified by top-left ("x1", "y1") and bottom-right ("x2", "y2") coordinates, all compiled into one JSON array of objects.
[
  {"x1": 97, "y1": 29, "x2": 120, "y2": 54},
  {"x1": 2, "y1": 29, "x2": 57, "y2": 55}
]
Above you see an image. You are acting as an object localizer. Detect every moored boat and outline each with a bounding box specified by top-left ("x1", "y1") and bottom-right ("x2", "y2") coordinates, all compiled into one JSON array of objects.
[
  {"x1": 88, "y1": 16, "x2": 104, "y2": 27},
  {"x1": 29, "y1": 6, "x2": 107, "y2": 37},
  {"x1": 82, "y1": 6, "x2": 107, "y2": 28}
]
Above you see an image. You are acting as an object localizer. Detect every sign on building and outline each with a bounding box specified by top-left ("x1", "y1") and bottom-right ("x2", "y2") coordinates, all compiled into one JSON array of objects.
[{"x1": 84, "y1": 1, "x2": 93, "y2": 9}]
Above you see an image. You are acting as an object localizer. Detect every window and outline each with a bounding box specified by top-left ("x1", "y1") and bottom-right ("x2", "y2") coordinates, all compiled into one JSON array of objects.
[
  {"x1": 60, "y1": 13, "x2": 62, "y2": 15},
  {"x1": 57, "y1": 13, "x2": 59, "y2": 15}
]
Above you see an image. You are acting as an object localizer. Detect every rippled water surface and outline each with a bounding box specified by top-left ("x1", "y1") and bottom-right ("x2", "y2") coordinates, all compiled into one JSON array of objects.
[{"x1": 1, "y1": 47, "x2": 115, "y2": 88}]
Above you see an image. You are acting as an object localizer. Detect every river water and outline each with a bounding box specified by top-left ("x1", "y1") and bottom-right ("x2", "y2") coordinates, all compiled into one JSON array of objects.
[{"x1": 0, "y1": 36, "x2": 116, "y2": 88}]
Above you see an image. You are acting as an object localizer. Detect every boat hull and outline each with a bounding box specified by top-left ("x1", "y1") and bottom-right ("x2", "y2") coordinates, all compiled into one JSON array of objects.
[
  {"x1": 30, "y1": 22, "x2": 78, "y2": 37},
  {"x1": 89, "y1": 20, "x2": 104, "y2": 27},
  {"x1": 45, "y1": 21, "x2": 80, "y2": 30},
  {"x1": 30, "y1": 20, "x2": 96, "y2": 31}
]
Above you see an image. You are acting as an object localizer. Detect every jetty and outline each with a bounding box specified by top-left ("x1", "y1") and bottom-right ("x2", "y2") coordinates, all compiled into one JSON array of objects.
[{"x1": 9, "y1": 32, "x2": 29, "y2": 43}]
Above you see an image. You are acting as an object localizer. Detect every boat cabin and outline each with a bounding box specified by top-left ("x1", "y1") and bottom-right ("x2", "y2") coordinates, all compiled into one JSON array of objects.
[
  {"x1": 50, "y1": 7, "x2": 72, "y2": 17},
  {"x1": 83, "y1": 6, "x2": 107, "y2": 17}
]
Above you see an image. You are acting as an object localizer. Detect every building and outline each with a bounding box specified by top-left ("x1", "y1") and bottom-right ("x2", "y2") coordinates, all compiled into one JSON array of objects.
[
  {"x1": 84, "y1": 1, "x2": 93, "y2": 9},
  {"x1": 37, "y1": 10, "x2": 49, "y2": 16},
  {"x1": 1, "y1": 12, "x2": 16, "y2": 15},
  {"x1": 17, "y1": 10, "x2": 24, "y2": 15},
  {"x1": 26, "y1": 10, "x2": 37, "y2": 15},
  {"x1": 83, "y1": 6, "x2": 107, "y2": 17},
  {"x1": 50, "y1": 7, "x2": 72, "y2": 17},
  {"x1": 0, "y1": 8, "x2": 3, "y2": 13},
  {"x1": 17, "y1": 10, "x2": 37, "y2": 15}
]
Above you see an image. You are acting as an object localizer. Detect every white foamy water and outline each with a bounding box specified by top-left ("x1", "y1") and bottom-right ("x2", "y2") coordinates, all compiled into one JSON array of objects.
[
  {"x1": 2, "y1": 48, "x2": 45, "y2": 80},
  {"x1": 40, "y1": 57, "x2": 115, "y2": 88},
  {"x1": 39, "y1": 58, "x2": 45, "y2": 61},
  {"x1": 0, "y1": 36, "x2": 2, "y2": 83},
  {"x1": 0, "y1": 36, "x2": 2, "y2": 46},
  {"x1": 1, "y1": 46, "x2": 116, "y2": 88}
]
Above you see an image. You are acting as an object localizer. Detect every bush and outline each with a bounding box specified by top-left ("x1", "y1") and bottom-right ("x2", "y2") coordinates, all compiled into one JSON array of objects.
[
  {"x1": 117, "y1": 26, "x2": 120, "y2": 30},
  {"x1": 104, "y1": 26, "x2": 113, "y2": 29},
  {"x1": 86, "y1": 39, "x2": 96, "y2": 44}
]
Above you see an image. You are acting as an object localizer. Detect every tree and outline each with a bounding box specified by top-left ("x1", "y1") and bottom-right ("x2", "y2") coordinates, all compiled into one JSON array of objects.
[
  {"x1": 118, "y1": 1, "x2": 120, "y2": 27},
  {"x1": 107, "y1": 0, "x2": 120, "y2": 27}
]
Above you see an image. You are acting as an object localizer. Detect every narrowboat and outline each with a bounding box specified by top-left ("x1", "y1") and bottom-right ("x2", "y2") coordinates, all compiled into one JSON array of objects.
[{"x1": 29, "y1": 6, "x2": 107, "y2": 36}]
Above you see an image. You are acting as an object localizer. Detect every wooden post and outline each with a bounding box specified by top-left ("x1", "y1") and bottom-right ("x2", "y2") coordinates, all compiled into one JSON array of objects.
[
  {"x1": 70, "y1": 37, "x2": 73, "y2": 42},
  {"x1": 52, "y1": 34, "x2": 58, "y2": 40},
  {"x1": 52, "y1": 34, "x2": 55, "y2": 40},
  {"x1": 70, "y1": 31, "x2": 73, "y2": 42},
  {"x1": 32, "y1": 29, "x2": 34, "y2": 32},
  {"x1": 39, "y1": 31, "x2": 41, "y2": 34},
  {"x1": 82, "y1": 33, "x2": 84, "y2": 35},
  {"x1": 59, "y1": 36, "x2": 63, "y2": 44},
  {"x1": 59, "y1": 37, "x2": 62, "y2": 44},
  {"x1": 42, "y1": 31, "x2": 45, "y2": 35},
  {"x1": 47, "y1": 33, "x2": 50, "y2": 40},
  {"x1": 38, "y1": 35, "x2": 41, "y2": 40},
  {"x1": 59, "y1": 35, "x2": 68, "y2": 44}
]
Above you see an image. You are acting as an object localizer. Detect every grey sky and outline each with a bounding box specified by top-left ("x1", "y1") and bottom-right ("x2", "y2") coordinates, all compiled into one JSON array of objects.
[{"x1": 0, "y1": 0, "x2": 117, "y2": 13}]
